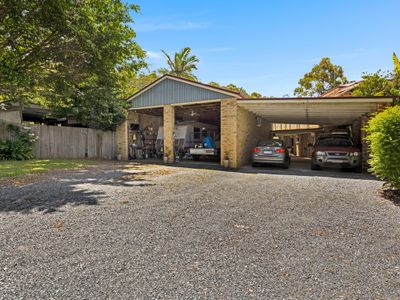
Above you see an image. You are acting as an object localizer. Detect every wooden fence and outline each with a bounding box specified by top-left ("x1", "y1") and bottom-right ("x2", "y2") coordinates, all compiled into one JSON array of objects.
[{"x1": 0, "y1": 123, "x2": 117, "y2": 160}]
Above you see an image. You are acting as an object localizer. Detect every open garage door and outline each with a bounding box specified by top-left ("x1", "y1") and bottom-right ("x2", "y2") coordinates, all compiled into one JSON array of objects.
[{"x1": 237, "y1": 97, "x2": 392, "y2": 125}]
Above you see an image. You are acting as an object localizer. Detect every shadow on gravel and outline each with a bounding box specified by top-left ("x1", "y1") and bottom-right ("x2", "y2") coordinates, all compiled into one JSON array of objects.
[
  {"x1": 0, "y1": 167, "x2": 154, "y2": 213},
  {"x1": 0, "y1": 184, "x2": 104, "y2": 214},
  {"x1": 134, "y1": 158, "x2": 378, "y2": 181}
]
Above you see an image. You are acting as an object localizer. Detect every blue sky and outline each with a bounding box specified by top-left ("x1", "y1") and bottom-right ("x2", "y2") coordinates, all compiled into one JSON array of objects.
[{"x1": 129, "y1": 0, "x2": 400, "y2": 96}]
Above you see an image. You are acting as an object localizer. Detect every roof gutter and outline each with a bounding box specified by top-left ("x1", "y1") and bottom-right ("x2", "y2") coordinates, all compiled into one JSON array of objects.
[{"x1": 237, "y1": 97, "x2": 393, "y2": 105}]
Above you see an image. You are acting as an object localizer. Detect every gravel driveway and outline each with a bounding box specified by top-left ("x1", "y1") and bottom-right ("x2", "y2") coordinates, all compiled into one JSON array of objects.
[{"x1": 1, "y1": 161, "x2": 399, "y2": 299}]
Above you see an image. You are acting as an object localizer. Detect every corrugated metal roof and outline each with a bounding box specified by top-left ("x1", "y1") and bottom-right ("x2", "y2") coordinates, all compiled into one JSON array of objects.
[
  {"x1": 129, "y1": 75, "x2": 241, "y2": 108},
  {"x1": 237, "y1": 97, "x2": 392, "y2": 125},
  {"x1": 321, "y1": 81, "x2": 360, "y2": 97}
]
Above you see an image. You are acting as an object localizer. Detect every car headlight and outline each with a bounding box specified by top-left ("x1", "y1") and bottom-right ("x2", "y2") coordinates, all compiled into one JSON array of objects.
[
  {"x1": 350, "y1": 152, "x2": 360, "y2": 157},
  {"x1": 316, "y1": 151, "x2": 326, "y2": 156}
]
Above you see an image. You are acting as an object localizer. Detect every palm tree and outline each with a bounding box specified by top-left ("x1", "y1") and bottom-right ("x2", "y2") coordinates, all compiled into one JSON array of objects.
[{"x1": 159, "y1": 47, "x2": 199, "y2": 80}]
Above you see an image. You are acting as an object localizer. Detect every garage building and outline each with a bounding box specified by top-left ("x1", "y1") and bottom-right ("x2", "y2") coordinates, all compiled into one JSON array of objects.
[{"x1": 116, "y1": 75, "x2": 392, "y2": 169}]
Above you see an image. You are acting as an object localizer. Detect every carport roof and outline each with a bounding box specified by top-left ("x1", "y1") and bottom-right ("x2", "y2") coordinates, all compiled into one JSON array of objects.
[{"x1": 238, "y1": 96, "x2": 393, "y2": 125}]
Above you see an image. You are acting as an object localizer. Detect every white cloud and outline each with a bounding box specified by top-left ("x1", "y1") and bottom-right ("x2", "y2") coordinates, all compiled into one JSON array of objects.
[{"x1": 146, "y1": 51, "x2": 163, "y2": 59}]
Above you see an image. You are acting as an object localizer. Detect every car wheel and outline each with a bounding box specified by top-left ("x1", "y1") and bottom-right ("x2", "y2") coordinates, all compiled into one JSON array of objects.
[
  {"x1": 192, "y1": 155, "x2": 200, "y2": 161},
  {"x1": 353, "y1": 165, "x2": 363, "y2": 173},
  {"x1": 311, "y1": 161, "x2": 320, "y2": 170},
  {"x1": 252, "y1": 162, "x2": 259, "y2": 167},
  {"x1": 282, "y1": 161, "x2": 289, "y2": 169}
]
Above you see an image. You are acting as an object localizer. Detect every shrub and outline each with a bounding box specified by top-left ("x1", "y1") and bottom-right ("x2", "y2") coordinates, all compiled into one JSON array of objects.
[
  {"x1": 364, "y1": 106, "x2": 400, "y2": 189},
  {"x1": 0, "y1": 124, "x2": 37, "y2": 160}
]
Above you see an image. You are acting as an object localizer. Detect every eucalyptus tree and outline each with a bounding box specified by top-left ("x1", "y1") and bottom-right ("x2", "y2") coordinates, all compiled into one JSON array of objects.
[
  {"x1": 294, "y1": 57, "x2": 347, "y2": 96},
  {"x1": 353, "y1": 53, "x2": 400, "y2": 103},
  {"x1": 0, "y1": 0, "x2": 146, "y2": 130}
]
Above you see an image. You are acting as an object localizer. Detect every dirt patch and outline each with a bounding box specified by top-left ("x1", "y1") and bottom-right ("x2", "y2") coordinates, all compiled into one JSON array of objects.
[
  {"x1": 121, "y1": 168, "x2": 176, "y2": 182},
  {"x1": 122, "y1": 163, "x2": 160, "y2": 171},
  {"x1": 0, "y1": 174, "x2": 48, "y2": 186},
  {"x1": 52, "y1": 220, "x2": 65, "y2": 229}
]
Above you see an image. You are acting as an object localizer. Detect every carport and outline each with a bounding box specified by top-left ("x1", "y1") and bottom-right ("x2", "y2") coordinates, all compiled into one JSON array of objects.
[
  {"x1": 237, "y1": 97, "x2": 390, "y2": 125},
  {"x1": 235, "y1": 97, "x2": 392, "y2": 167},
  {"x1": 116, "y1": 74, "x2": 392, "y2": 169}
]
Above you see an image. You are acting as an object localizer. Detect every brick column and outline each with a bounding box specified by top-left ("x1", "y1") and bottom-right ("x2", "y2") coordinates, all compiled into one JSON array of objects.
[
  {"x1": 220, "y1": 99, "x2": 238, "y2": 168},
  {"x1": 351, "y1": 118, "x2": 362, "y2": 147},
  {"x1": 360, "y1": 114, "x2": 370, "y2": 171},
  {"x1": 295, "y1": 135, "x2": 300, "y2": 157},
  {"x1": 116, "y1": 117, "x2": 128, "y2": 160},
  {"x1": 163, "y1": 105, "x2": 175, "y2": 163}
]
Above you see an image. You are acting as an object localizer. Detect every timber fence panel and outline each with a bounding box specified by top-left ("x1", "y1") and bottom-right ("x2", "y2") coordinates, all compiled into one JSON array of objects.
[{"x1": 0, "y1": 123, "x2": 116, "y2": 160}]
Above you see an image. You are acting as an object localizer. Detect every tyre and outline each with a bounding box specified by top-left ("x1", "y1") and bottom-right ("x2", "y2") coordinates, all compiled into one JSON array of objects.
[
  {"x1": 353, "y1": 165, "x2": 363, "y2": 173},
  {"x1": 192, "y1": 155, "x2": 200, "y2": 161},
  {"x1": 311, "y1": 161, "x2": 320, "y2": 170},
  {"x1": 282, "y1": 161, "x2": 289, "y2": 169},
  {"x1": 252, "y1": 162, "x2": 259, "y2": 167}
]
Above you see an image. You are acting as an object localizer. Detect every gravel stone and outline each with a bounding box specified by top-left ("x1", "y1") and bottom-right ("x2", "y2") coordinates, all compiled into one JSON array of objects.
[{"x1": 1, "y1": 161, "x2": 400, "y2": 299}]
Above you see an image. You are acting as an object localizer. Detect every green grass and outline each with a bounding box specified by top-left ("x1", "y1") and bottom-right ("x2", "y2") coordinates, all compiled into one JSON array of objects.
[{"x1": 0, "y1": 159, "x2": 96, "y2": 179}]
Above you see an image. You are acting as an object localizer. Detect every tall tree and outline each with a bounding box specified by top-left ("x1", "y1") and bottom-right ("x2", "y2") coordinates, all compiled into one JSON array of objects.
[
  {"x1": 353, "y1": 52, "x2": 400, "y2": 102},
  {"x1": 294, "y1": 57, "x2": 347, "y2": 96},
  {"x1": 392, "y1": 53, "x2": 400, "y2": 101},
  {"x1": 224, "y1": 84, "x2": 248, "y2": 95},
  {"x1": 393, "y1": 52, "x2": 400, "y2": 76},
  {"x1": 0, "y1": 0, "x2": 146, "y2": 130},
  {"x1": 208, "y1": 82, "x2": 264, "y2": 97},
  {"x1": 159, "y1": 47, "x2": 199, "y2": 80},
  {"x1": 250, "y1": 92, "x2": 262, "y2": 98},
  {"x1": 122, "y1": 71, "x2": 159, "y2": 99},
  {"x1": 352, "y1": 71, "x2": 392, "y2": 96}
]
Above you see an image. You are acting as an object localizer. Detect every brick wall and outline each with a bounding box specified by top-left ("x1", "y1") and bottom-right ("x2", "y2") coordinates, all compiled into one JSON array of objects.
[
  {"x1": 236, "y1": 105, "x2": 272, "y2": 167},
  {"x1": 360, "y1": 114, "x2": 370, "y2": 170},
  {"x1": 116, "y1": 117, "x2": 128, "y2": 160},
  {"x1": 351, "y1": 118, "x2": 362, "y2": 147},
  {"x1": 115, "y1": 111, "x2": 139, "y2": 160},
  {"x1": 221, "y1": 99, "x2": 271, "y2": 168}
]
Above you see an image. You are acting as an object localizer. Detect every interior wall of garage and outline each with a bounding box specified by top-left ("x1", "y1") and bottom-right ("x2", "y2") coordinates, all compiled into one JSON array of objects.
[
  {"x1": 116, "y1": 111, "x2": 163, "y2": 160},
  {"x1": 236, "y1": 106, "x2": 272, "y2": 167},
  {"x1": 127, "y1": 113, "x2": 163, "y2": 145}
]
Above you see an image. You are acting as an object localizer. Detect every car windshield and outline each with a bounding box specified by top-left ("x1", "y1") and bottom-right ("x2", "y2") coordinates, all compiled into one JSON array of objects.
[
  {"x1": 259, "y1": 140, "x2": 283, "y2": 147},
  {"x1": 316, "y1": 137, "x2": 353, "y2": 147}
]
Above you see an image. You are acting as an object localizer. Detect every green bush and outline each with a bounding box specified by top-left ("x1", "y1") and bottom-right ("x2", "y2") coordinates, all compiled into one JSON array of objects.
[
  {"x1": 364, "y1": 106, "x2": 400, "y2": 189},
  {"x1": 0, "y1": 124, "x2": 37, "y2": 160}
]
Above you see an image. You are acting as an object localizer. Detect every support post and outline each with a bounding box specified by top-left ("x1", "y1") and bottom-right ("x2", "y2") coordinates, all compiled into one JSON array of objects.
[
  {"x1": 220, "y1": 99, "x2": 238, "y2": 168},
  {"x1": 116, "y1": 117, "x2": 128, "y2": 160},
  {"x1": 360, "y1": 114, "x2": 370, "y2": 171},
  {"x1": 163, "y1": 105, "x2": 175, "y2": 163}
]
